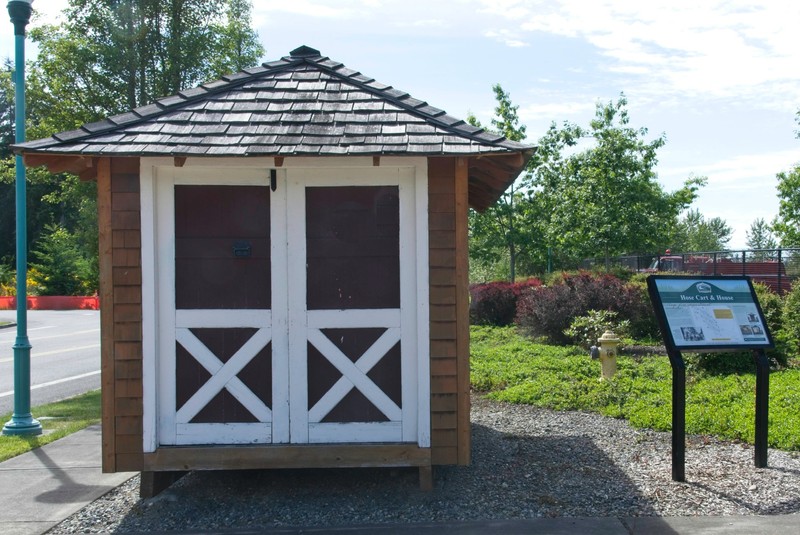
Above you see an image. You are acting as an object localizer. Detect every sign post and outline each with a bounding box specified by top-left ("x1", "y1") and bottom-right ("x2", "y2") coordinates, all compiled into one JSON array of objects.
[{"x1": 647, "y1": 276, "x2": 773, "y2": 481}]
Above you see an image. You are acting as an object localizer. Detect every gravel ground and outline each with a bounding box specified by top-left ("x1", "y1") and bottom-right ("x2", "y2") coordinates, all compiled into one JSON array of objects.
[{"x1": 49, "y1": 395, "x2": 800, "y2": 533}]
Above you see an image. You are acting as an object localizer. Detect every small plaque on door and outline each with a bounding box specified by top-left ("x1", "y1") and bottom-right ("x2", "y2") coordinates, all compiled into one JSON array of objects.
[{"x1": 233, "y1": 240, "x2": 252, "y2": 257}]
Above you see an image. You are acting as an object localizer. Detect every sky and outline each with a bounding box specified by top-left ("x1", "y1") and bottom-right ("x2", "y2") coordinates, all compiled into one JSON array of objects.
[{"x1": 1, "y1": 0, "x2": 798, "y2": 249}]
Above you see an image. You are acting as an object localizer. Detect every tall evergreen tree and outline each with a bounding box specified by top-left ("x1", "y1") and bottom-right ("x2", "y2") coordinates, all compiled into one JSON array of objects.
[
  {"x1": 671, "y1": 208, "x2": 732, "y2": 252},
  {"x1": 746, "y1": 218, "x2": 778, "y2": 250}
]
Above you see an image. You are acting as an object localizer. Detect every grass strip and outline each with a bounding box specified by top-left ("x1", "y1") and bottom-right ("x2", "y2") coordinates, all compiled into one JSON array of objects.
[{"x1": 0, "y1": 389, "x2": 101, "y2": 462}]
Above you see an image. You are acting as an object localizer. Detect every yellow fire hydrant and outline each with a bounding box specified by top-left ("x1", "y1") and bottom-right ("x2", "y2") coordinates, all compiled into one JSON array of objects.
[{"x1": 596, "y1": 330, "x2": 620, "y2": 380}]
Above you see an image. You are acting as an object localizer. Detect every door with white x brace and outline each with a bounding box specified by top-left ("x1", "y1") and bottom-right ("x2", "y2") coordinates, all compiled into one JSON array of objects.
[
  {"x1": 287, "y1": 168, "x2": 420, "y2": 444},
  {"x1": 155, "y1": 165, "x2": 423, "y2": 446}
]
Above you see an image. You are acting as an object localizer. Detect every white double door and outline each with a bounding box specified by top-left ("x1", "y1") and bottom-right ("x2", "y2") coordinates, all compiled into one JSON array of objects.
[{"x1": 148, "y1": 164, "x2": 428, "y2": 447}]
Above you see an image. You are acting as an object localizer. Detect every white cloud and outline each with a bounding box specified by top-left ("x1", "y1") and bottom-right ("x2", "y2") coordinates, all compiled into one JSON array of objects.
[
  {"x1": 398, "y1": 19, "x2": 449, "y2": 28},
  {"x1": 518, "y1": 100, "x2": 595, "y2": 122},
  {"x1": 478, "y1": 0, "x2": 800, "y2": 111},
  {"x1": 663, "y1": 149, "x2": 799, "y2": 187},
  {"x1": 659, "y1": 149, "x2": 799, "y2": 247},
  {"x1": 484, "y1": 29, "x2": 529, "y2": 47},
  {"x1": 254, "y1": 0, "x2": 369, "y2": 19}
]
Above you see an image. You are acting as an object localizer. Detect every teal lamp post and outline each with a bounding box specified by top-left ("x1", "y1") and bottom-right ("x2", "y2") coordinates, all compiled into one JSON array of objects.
[{"x1": 3, "y1": 0, "x2": 41, "y2": 436}]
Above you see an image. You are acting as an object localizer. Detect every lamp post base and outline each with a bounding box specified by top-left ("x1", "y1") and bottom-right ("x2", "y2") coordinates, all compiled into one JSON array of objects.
[
  {"x1": 3, "y1": 341, "x2": 42, "y2": 436},
  {"x1": 2, "y1": 416, "x2": 42, "y2": 436}
]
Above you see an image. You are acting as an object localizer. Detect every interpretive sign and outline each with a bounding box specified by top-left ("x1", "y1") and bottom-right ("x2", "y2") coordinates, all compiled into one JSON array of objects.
[
  {"x1": 648, "y1": 276, "x2": 773, "y2": 352},
  {"x1": 647, "y1": 275, "x2": 772, "y2": 480}
]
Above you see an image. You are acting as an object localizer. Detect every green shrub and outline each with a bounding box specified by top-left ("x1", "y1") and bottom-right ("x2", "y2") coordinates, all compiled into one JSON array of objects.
[
  {"x1": 754, "y1": 283, "x2": 790, "y2": 367},
  {"x1": 684, "y1": 351, "x2": 756, "y2": 375},
  {"x1": 564, "y1": 310, "x2": 631, "y2": 349},
  {"x1": 780, "y1": 282, "x2": 800, "y2": 364},
  {"x1": 0, "y1": 263, "x2": 13, "y2": 296},
  {"x1": 29, "y1": 224, "x2": 92, "y2": 296},
  {"x1": 469, "y1": 278, "x2": 542, "y2": 326},
  {"x1": 516, "y1": 271, "x2": 658, "y2": 344},
  {"x1": 627, "y1": 280, "x2": 660, "y2": 340}
]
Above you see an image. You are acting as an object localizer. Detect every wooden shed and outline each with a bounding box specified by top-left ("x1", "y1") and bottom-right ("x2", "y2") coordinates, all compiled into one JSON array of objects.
[{"x1": 15, "y1": 46, "x2": 534, "y2": 494}]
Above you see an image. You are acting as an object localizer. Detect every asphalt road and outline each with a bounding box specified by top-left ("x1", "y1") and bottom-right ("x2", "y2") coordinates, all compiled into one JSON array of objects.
[{"x1": 0, "y1": 309, "x2": 100, "y2": 415}]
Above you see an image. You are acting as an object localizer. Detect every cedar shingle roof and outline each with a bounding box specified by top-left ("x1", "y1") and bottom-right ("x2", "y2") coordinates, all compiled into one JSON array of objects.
[{"x1": 15, "y1": 45, "x2": 535, "y2": 210}]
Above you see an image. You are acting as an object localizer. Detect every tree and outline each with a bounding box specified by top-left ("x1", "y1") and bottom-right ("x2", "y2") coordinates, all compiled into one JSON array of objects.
[
  {"x1": 746, "y1": 218, "x2": 778, "y2": 251},
  {"x1": 0, "y1": 65, "x2": 16, "y2": 265},
  {"x1": 532, "y1": 95, "x2": 702, "y2": 266},
  {"x1": 773, "y1": 164, "x2": 800, "y2": 247},
  {"x1": 210, "y1": 0, "x2": 263, "y2": 75},
  {"x1": 0, "y1": 61, "x2": 14, "y2": 158},
  {"x1": 27, "y1": 0, "x2": 265, "y2": 135},
  {"x1": 772, "y1": 110, "x2": 800, "y2": 247},
  {"x1": 671, "y1": 208, "x2": 732, "y2": 252},
  {"x1": 29, "y1": 224, "x2": 91, "y2": 295},
  {"x1": 468, "y1": 84, "x2": 542, "y2": 282},
  {"x1": 0, "y1": 64, "x2": 74, "y2": 266},
  {"x1": 0, "y1": 0, "x2": 266, "y2": 287}
]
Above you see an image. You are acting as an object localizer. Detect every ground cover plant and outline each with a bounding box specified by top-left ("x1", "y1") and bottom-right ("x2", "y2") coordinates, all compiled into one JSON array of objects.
[
  {"x1": 0, "y1": 389, "x2": 100, "y2": 462},
  {"x1": 471, "y1": 325, "x2": 800, "y2": 451}
]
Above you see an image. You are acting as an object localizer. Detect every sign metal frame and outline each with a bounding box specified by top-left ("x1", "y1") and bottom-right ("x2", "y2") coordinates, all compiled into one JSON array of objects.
[{"x1": 647, "y1": 275, "x2": 772, "y2": 481}]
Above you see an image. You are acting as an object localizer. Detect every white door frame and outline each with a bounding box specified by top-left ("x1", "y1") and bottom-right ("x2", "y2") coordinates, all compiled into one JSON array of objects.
[{"x1": 140, "y1": 157, "x2": 430, "y2": 451}]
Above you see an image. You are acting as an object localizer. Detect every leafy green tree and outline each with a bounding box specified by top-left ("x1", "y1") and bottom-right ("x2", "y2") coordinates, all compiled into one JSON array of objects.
[
  {"x1": 210, "y1": 0, "x2": 263, "y2": 75},
  {"x1": 27, "y1": 0, "x2": 265, "y2": 135},
  {"x1": 0, "y1": 0, "x2": 265, "y2": 286},
  {"x1": 0, "y1": 65, "x2": 16, "y2": 267},
  {"x1": 533, "y1": 95, "x2": 703, "y2": 267},
  {"x1": 671, "y1": 208, "x2": 732, "y2": 252},
  {"x1": 0, "y1": 64, "x2": 73, "y2": 266},
  {"x1": 773, "y1": 165, "x2": 800, "y2": 247},
  {"x1": 468, "y1": 84, "x2": 542, "y2": 282},
  {"x1": 772, "y1": 112, "x2": 800, "y2": 247},
  {"x1": 0, "y1": 61, "x2": 14, "y2": 157},
  {"x1": 29, "y1": 224, "x2": 91, "y2": 295}
]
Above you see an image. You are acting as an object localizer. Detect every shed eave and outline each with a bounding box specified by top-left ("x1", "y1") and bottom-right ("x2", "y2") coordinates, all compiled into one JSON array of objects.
[{"x1": 19, "y1": 144, "x2": 535, "y2": 209}]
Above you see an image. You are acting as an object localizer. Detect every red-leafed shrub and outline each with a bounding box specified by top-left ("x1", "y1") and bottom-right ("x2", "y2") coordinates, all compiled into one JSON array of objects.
[
  {"x1": 469, "y1": 278, "x2": 542, "y2": 326},
  {"x1": 516, "y1": 271, "x2": 657, "y2": 343}
]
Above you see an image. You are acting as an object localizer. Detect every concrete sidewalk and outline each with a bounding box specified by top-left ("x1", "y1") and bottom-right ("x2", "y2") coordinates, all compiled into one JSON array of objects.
[
  {"x1": 123, "y1": 515, "x2": 800, "y2": 534},
  {"x1": 0, "y1": 426, "x2": 797, "y2": 535},
  {"x1": 0, "y1": 424, "x2": 135, "y2": 535}
]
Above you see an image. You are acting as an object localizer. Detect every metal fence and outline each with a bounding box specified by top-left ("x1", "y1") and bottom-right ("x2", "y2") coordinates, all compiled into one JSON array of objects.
[{"x1": 582, "y1": 248, "x2": 800, "y2": 293}]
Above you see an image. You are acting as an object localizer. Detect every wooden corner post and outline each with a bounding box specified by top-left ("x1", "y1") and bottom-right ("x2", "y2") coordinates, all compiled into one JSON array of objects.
[
  {"x1": 455, "y1": 157, "x2": 470, "y2": 465},
  {"x1": 97, "y1": 157, "x2": 115, "y2": 472}
]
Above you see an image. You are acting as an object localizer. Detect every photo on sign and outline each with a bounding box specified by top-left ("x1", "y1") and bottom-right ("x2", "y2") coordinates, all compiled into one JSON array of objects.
[{"x1": 680, "y1": 327, "x2": 705, "y2": 341}]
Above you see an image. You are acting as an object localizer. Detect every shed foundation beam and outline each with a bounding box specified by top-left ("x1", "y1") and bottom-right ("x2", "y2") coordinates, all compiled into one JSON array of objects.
[{"x1": 139, "y1": 470, "x2": 188, "y2": 499}]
